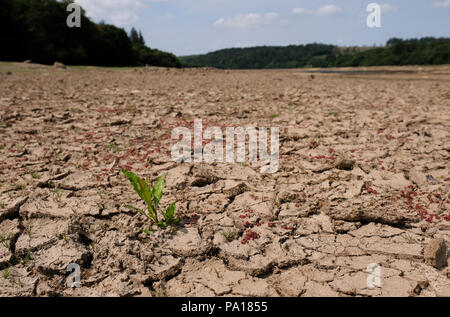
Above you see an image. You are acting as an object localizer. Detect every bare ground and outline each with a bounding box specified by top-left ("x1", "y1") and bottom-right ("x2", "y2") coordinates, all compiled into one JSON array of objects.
[{"x1": 0, "y1": 62, "x2": 449, "y2": 297}]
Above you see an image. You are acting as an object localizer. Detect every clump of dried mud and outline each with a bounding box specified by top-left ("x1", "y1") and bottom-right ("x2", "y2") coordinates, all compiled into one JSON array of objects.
[{"x1": 0, "y1": 62, "x2": 449, "y2": 297}]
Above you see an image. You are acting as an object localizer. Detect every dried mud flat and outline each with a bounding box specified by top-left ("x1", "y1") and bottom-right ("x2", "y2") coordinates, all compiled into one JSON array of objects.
[{"x1": 0, "y1": 62, "x2": 449, "y2": 297}]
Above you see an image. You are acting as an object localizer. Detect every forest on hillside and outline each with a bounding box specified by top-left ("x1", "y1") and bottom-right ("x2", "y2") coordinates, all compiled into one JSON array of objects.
[
  {"x1": 180, "y1": 38, "x2": 450, "y2": 69},
  {"x1": 0, "y1": 0, "x2": 181, "y2": 67}
]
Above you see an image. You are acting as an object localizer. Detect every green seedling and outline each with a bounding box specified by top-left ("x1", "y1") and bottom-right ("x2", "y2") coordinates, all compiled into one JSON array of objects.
[
  {"x1": 30, "y1": 171, "x2": 41, "y2": 179},
  {"x1": 2, "y1": 268, "x2": 10, "y2": 279},
  {"x1": 52, "y1": 148, "x2": 63, "y2": 161},
  {"x1": 107, "y1": 142, "x2": 121, "y2": 153},
  {"x1": 406, "y1": 235, "x2": 415, "y2": 244},
  {"x1": 0, "y1": 234, "x2": 10, "y2": 248},
  {"x1": 122, "y1": 170, "x2": 179, "y2": 231},
  {"x1": 20, "y1": 251, "x2": 31, "y2": 265},
  {"x1": 98, "y1": 191, "x2": 109, "y2": 200},
  {"x1": 54, "y1": 189, "x2": 62, "y2": 202},
  {"x1": 0, "y1": 202, "x2": 5, "y2": 209},
  {"x1": 222, "y1": 230, "x2": 236, "y2": 242}
]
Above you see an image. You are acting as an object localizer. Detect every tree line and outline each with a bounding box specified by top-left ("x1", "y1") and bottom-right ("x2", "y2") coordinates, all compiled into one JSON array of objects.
[
  {"x1": 179, "y1": 38, "x2": 450, "y2": 69},
  {"x1": 0, "y1": 0, "x2": 181, "y2": 67}
]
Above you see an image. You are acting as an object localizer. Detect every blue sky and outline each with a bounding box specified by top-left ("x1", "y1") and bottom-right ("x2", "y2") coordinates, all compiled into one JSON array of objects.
[{"x1": 74, "y1": 0, "x2": 450, "y2": 56}]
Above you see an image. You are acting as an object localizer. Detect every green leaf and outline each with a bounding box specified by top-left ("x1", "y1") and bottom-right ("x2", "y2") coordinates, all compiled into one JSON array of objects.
[
  {"x1": 142, "y1": 228, "x2": 154, "y2": 235},
  {"x1": 152, "y1": 174, "x2": 166, "y2": 208},
  {"x1": 164, "y1": 202, "x2": 176, "y2": 220},
  {"x1": 157, "y1": 221, "x2": 168, "y2": 229},
  {"x1": 123, "y1": 170, "x2": 179, "y2": 231},
  {"x1": 122, "y1": 169, "x2": 152, "y2": 205},
  {"x1": 138, "y1": 178, "x2": 152, "y2": 205},
  {"x1": 122, "y1": 169, "x2": 139, "y2": 191}
]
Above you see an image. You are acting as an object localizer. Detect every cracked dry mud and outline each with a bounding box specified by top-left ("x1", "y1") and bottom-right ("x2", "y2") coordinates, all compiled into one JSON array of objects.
[{"x1": 0, "y1": 62, "x2": 449, "y2": 297}]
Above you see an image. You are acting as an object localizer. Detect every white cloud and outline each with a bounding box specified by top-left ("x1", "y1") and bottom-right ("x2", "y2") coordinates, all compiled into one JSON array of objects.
[
  {"x1": 110, "y1": 11, "x2": 139, "y2": 26},
  {"x1": 433, "y1": 0, "x2": 450, "y2": 8},
  {"x1": 75, "y1": 0, "x2": 144, "y2": 26},
  {"x1": 292, "y1": 4, "x2": 343, "y2": 17},
  {"x1": 214, "y1": 13, "x2": 280, "y2": 28},
  {"x1": 292, "y1": 7, "x2": 308, "y2": 15},
  {"x1": 315, "y1": 5, "x2": 343, "y2": 16}
]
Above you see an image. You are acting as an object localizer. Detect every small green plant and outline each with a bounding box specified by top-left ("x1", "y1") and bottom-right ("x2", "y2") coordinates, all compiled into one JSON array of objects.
[
  {"x1": 52, "y1": 148, "x2": 63, "y2": 161},
  {"x1": 20, "y1": 251, "x2": 31, "y2": 265},
  {"x1": 3, "y1": 268, "x2": 10, "y2": 279},
  {"x1": 0, "y1": 234, "x2": 10, "y2": 247},
  {"x1": 54, "y1": 188, "x2": 63, "y2": 202},
  {"x1": 107, "y1": 142, "x2": 121, "y2": 153},
  {"x1": 122, "y1": 170, "x2": 179, "y2": 232},
  {"x1": 222, "y1": 230, "x2": 236, "y2": 242},
  {"x1": 30, "y1": 171, "x2": 41, "y2": 179},
  {"x1": 0, "y1": 202, "x2": 5, "y2": 209},
  {"x1": 406, "y1": 235, "x2": 415, "y2": 244}
]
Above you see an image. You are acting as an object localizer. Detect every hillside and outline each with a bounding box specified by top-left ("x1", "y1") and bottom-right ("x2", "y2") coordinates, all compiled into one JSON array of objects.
[
  {"x1": 179, "y1": 38, "x2": 450, "y2": 69},
  {"x1": 0, "y1": 0, "x2": 181, "y2": 68}
]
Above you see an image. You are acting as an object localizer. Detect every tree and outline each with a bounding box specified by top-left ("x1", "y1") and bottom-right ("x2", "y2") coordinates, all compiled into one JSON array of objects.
[
  {"x1": 179, "y1": 38, "x2": 450, "y2": 69},
  {"x1": 0, "y1": 0, "x2": 181, "y2": 67},
  {"x1": 129, "y1": 27, "x2": 139, "y2": 44},
  {"x1": 138, "y1": 31, "x2": 145, "y2": 45}
]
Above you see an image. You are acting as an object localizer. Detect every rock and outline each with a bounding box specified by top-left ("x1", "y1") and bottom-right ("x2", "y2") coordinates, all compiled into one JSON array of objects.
[
  {"x1": 223, "y1": 180, "x2": 249, "y2": 198},
  {"x1": 165, "y1": 227, "x2": 209, "y2": 257},
  {"x1": 0, "y1": 197, "x2": 28, "y2": 222},
  {"x1": 335, "y1": 159, "x2": 355, "y2": 171},
  {"x1": 53, "y1": 62, "x2": 66, "y2": 69},
  {"x1": 435, "y1": 284, "x2": 450, "y2": 297},
  {"x1": 190, "y1": 165, "x2": 219, "y2": 187},
  {"x1": 381, "y1": 276, "x2": 416, "y2": 297},
  {"x1": 303, "y1": 281, "x2": 340, "y2": 297},
  {"x1": 23, "y1": 60, "x2": 32, "y2": 64},
  {"x1": 33, "y1": 240, "x2": 92, "y2": 273},
  {"x1": 0, "y1": 219, "x2": 20, "y2": 265},
  {"x1": 147, "y1": 255, "x2": 183, "y2": 281},
  {"x1": 270, "y1": 267, "x2": 307, "y2": 296},
  {"x1": 277, "y1": 190, "x2": 301, "y2": 203},
  {"x1": 444, "y1": 265, "x2": 450, "y2": 278},
  {"x1": 412, "y1": 280, "x2": 429, "y2": 295},
  {"x1": 424, "y1": 238, "x2": 447, "y2": 269}
]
